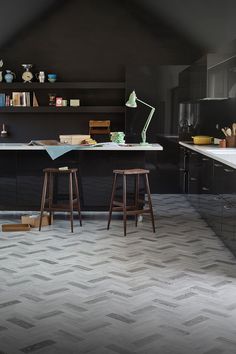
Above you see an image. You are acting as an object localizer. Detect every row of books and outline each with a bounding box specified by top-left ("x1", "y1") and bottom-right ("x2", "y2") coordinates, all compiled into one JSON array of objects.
[{"x1": 0, "y1": 92, "x2": 38, "y2": 107}]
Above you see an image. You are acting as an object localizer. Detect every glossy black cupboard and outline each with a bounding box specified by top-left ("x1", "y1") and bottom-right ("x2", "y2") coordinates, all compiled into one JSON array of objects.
[{"x1": 180, "y1": 146, "x2": 236, "y2": 256}]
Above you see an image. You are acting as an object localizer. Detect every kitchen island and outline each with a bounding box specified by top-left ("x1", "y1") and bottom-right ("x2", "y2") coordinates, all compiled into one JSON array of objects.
[{"x1": 0, "y1": 143, "x2": 163, "y2": 211}]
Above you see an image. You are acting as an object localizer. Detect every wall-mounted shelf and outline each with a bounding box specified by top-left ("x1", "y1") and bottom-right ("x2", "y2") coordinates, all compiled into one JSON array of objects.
[
  {"x1": 0, "y1": 106, "x2": 125, "y2": 113},
  {"x1": 0, "y1": 80, "x2": 126, "y2": 141},
  {"x1": 0, "y1": 82, "x2": 125, "y2": 90}
]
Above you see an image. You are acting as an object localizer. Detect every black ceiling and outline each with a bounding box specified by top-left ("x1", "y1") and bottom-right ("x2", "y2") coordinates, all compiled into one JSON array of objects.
[
  {"x1": 0, "y1": 0, "x2": 236, "y2": 51},
  {"x1": 131, "y1": 0, "x2": 236, "y2": 50},
  {"x1": 0, "y1": 0, "x2": 57, "y2": 48}
]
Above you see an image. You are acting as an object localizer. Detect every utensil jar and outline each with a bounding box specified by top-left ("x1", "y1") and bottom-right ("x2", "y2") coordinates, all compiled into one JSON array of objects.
[{"x1": 226, "y1": 136, "x2": 236, "y2": 147}]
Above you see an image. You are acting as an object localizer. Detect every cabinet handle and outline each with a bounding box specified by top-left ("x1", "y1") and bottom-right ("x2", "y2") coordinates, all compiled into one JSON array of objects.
[
  {"x1": 214, "y1": 163, "x2": 222, "y2": 167},
  {"x1": 179, "y1": 168, "x2": 185, "y2": 171},
  {"x1": 190, "y1": 177, "x2": 197, "y2": 181},
  {"x1": 191, "y1": 152, "x2": 198, "y2": 155},
  {"x1": 202, "y1": 187, "x2": 209, "y2": 191},
  {"x1": 223, "y1": 204, "x2": 232, "y2": 210},
  {"x1": 202, "y1": 158, "x2": 209, "y2": 161},
  {"x1": 213, "y1": 196, "x2": 221, "y2": 201},
  {"x1": 224, "y1": 168, "x2": 234, "y2": 173}
]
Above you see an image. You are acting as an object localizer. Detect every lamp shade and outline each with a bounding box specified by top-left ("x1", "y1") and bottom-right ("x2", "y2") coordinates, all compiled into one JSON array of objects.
[{"x1": 125, "y1": 91, "x2": 137, "y2": 108}]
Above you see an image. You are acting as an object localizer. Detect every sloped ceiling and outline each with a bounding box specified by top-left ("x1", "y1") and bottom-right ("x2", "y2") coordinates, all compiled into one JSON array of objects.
[
  {"x1": 0, "y1": 0, "x2": 57, "y2": 49},
  {"x1": 0, "y1": 0, "x2": 236, "y2": 52},
  {"x1": 129, "y1": 0, "x2": 236, "y2": 50}
]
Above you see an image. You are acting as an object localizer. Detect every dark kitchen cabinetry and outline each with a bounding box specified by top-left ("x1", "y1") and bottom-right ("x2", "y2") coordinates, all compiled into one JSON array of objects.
[
  {"x1": 179, "y1": 146, "x2": 188, "y2": 193},
  {"x1": 180, "y1": 145, "x2": 236, "y2": 257},
  {"x1": 198, "y1": 156, "x2": 213, "y2": 223},
  {"x1": 0, "y1": 150, "x2": 149, "y2": 211},
  {"x1": 207, "y1": 63, "x2": 228, "y2": 98},
  {"x1": 187, "y1": 150, "x2": 201, "y2": 211},
  {"x1": 207, "y1": 57, "x2": 236, "y2": 99},
  {"x1": 213, "y1": 162, "x2": 236, "y2": 252},
  {"x1": 178, "y1": 58, "x2": 207, "y2": 101},
  {"x1": 0, "y1": 152, "x2": 17, "y2": 208}
]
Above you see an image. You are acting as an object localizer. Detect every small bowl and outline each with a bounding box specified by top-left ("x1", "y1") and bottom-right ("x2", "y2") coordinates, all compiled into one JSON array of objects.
[{"x1": 48, "y1": 78, "x2": 56, "y2": 83}]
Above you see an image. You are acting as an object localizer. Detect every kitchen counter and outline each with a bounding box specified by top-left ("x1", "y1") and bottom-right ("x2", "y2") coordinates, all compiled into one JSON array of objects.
[
  {"x1": 0, "y1": 143, "x2": 163, "y2": 151},
  {"x1": 0, "y1": 143, "x2": 163, "y2": 159},
  {"x1": 0, "y1": 144, "x2": 163, "y2": 211},
  {"x1": 179, "y1": 142, "x2": 236, "y2": 169}
]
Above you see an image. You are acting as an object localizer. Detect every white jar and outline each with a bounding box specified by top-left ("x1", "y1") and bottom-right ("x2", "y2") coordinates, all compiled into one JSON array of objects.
[{"x1": 37, "y1": 71, "x2": 45, "y2": 83}]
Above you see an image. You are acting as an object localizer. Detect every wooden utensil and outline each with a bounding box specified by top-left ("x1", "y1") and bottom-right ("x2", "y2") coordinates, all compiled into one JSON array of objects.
[
  {"x1": 226, "y1": 128, "x2": 232, "y2": 136},
  {"x1": 232, "y1": 123, "x2": 236, "y2": 136},
  {"x1": 221, "y1": 128, "x2": 227, "y2": 136}
]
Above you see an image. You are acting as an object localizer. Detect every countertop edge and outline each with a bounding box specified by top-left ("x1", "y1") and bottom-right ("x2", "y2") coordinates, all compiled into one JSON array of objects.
[
  {"x1": 0, "y1": 143, "x2": 163, "y2": 151},
  {"x1": 179, "y1": 142, "x2": 236, "y2": 169}
]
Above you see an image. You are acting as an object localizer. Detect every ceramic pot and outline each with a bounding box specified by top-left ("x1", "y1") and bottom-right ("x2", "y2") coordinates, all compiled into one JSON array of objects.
[
  {"x1": 192, "y1": 136, "x2": 213, "y2": 145},
  {"x1": 110, "y1": 132, "x2": 125, "y2": 144},
  {"x1": 36, "y1": 71, "x2": 45, "y2": 83},
  {"x1": 226, "y1": 136, "x2": 236, "y2": 147},
  {"x1": 4, "y1": 70, "x2": 16, "y2": 83}
]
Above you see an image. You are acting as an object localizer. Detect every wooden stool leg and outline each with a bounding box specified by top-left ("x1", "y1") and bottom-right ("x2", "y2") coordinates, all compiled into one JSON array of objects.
[
  {"x1": 144, "y1": 173, "x2": 156, "y2": 233},
  {"x1": 48, "y1": 172, "x2": 53, "y2": 225},
  {"x1": 73, "y1": 171, "x2": 82, "y2": 226},
  {"x1": 69, "y1": 172, "x2": 74, "y2": 233},
  {"x1": 134, "y1": 174, "x2": 139, "y2": 227},
  {"x1": 107, "y1": 173, "x2": 117, "y2": 230},
  {"x1": 39, "y1": 172, "x2": 48, "y2": 231},
  {"x1": 123, "y1": 174, "x2": 127, "y2": 236}
]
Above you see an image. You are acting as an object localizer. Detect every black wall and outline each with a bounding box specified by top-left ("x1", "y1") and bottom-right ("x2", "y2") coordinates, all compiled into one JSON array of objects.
[{"x1": 0, "y1": 0, "x2": 202, "y2": 142}]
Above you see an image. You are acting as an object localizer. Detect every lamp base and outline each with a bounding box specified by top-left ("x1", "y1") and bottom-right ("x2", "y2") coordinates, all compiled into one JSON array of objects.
[{"x1": 139, "y1": 142, "x2": 150, "y2": 146}]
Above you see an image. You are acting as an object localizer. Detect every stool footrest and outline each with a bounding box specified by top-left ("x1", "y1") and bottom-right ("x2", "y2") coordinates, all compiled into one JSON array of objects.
[
  {"x1": 111, "y1": 206, "x2": 151, "y2": 215},
  {"x1": 113, "y1": 199, "x2": 147, "y2": 207},
  {"x1": 44, "y1": 203, "x2": 80, "y2": 211}
]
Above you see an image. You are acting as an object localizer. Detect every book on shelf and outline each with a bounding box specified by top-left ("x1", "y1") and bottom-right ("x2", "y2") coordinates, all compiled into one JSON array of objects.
[
  {"x1": 32, "y1": 92, "x2": 39, "y2": 107},
  {"x1": 0, "y1": 93, "x2": 5, "y2": 107},
  {"x1": 12, "y1": 92, "x2": 31, "y2": 107},
  {"x1": 5, "y1": 95, "x2": 10, "y2": 106}
]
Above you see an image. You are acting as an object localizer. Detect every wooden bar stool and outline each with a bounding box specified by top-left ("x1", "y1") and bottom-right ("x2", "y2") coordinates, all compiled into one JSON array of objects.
[
  {"x1": 107, "y1": 168, "x2": 155, "y2": 236},
  {"x1": 39, "y1": 168, "x2": 82, "y2": 233}
]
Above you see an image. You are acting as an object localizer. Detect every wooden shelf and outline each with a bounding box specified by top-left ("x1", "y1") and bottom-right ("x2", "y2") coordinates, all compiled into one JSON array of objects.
[
  {"x1": 0, "y1": 82, "x2": 126, "y2": 90},
  {"x1": 0, "y1": 106, "x2": 125, "y2": 113}
]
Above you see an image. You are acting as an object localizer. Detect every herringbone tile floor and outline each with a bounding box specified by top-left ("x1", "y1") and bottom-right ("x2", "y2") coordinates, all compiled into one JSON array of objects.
[{"x1": 0, "y1": 195, "x2": 236, "y2": 354}]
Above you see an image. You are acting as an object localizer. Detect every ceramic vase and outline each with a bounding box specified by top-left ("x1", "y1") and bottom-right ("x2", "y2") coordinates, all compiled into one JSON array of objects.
[{"x1": 4, "y1": 70, "x2": 15, "y2": 83}]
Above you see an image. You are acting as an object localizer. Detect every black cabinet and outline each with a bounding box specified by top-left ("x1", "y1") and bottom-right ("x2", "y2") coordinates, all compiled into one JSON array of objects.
[
  {"x1": 179, "y1": 146, "x2": 188, "y2": 193},
  {"x1": 188, "y1": 150, "x2": 201, "y2": 211},
  {"x1": 207, "y1": 64, "x2": 228, "y2": 98},
  {"x1": 179, "y1": 145, "x2": 236, "y2": 257},
  {"x1": 216, "y1": 164, "x2": 236, "y2": 253},
  {"x1": 0, "y1": 152, "x2": 17, "y2": 208},
  {"x1": 221, "y1": 202, "x2": 236, "y2": 252},
  {"x1": 198, "y1": 156, "x2": 213, "y2": 222},
  {"x1": 207, "y1": 57, "x2": 236, "y2": 99}
]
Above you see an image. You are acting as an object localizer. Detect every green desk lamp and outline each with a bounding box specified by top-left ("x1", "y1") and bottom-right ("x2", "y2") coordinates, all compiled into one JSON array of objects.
[{"x1": 126, "y1": 90, "x2": 155, "y2": 145}]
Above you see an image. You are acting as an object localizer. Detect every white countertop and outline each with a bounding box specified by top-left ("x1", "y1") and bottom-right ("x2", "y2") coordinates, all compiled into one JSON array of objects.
[
  {"x1": 0, "y1": 143, "x2": 163, "y2": 151},
  {"x1": 180, "y1": 142, "x2": 236, "y2": 169}
]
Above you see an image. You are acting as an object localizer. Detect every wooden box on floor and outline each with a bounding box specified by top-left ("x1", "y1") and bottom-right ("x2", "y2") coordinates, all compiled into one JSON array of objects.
[
  {"x1": 21, "y1": 214, "x2": 52, "y2": 228},
  {"x1": 2, "y1": 224, "x2": 31, "y2": 232}
]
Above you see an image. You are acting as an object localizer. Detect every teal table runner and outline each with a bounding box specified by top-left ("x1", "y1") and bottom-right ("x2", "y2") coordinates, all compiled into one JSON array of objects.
[{"x1": 45, "y1": 145, "x2": 98, "y2": 160}]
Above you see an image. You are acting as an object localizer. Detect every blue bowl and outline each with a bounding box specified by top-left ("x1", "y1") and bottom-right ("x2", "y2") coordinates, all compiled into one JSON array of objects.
[{"x1": 48, "y1": 74, "x2": 57, "y2": 79}]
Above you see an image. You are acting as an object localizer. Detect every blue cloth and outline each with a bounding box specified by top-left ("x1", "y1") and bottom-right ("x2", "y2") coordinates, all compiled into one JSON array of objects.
[
  {"x1": 45, "y1": 145, "x2": 96, "y2": 160},
  {"x1": 45, "y1": 145, "x2": 75, "y2": 160}
]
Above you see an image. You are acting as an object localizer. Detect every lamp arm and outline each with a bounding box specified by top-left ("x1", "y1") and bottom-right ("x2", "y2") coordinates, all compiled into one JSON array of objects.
[
  {"x1": 141, "y1": 107, "x2": 155, "y2": 144},
  {"x1": 136, "y1": 97, "x2": 154, "y2": 109}
]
